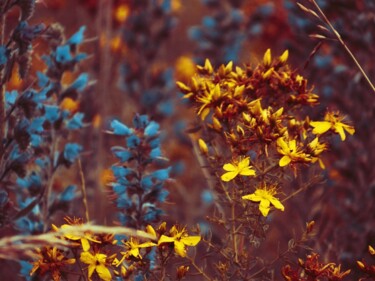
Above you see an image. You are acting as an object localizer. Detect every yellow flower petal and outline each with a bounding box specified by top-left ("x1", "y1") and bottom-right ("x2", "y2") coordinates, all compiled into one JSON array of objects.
[
  {"x1": 335, "y1": 125, "x2": 346, "y2": 141},
  {"x1": 263, "y1": 48, "x2": 271, "y2": 66},
  {"x1": 223, "y1": 163, "x2": 236, "y2": 172},
  {"x1": 279, "y1": 156, "x2": 291, "y2": 167},
  {"x1": 158, "y1": 235, "x2": 175, "y2": 245},
  {"x1": 88, "y1": 264, "x2": 96, "y2": 278},
  {"x1": 146, "y1": 225, "x2": 157, "y2": 238},
  {"x1": 239, "y1": 167, "x2": 256, "y2": 176},
  {"x1": 81, "y1": 238, "x2": 90, "y2": 252},
  {"x1": 221, "y1": 171, "x2": 238, "y2": 182},
  {"x1": 269, "y1": 197, "x2": 285, "y2": 211},
  {"x1": 259, "y1": 204, "x2": 270, "y2": 217},
  {"x1": 238, "y1": 157, "x2": 250, "y2": 170},
  {"x1": 80, "y1": 251, "x2": 96, "y2": 265},
  {"x1": 181, "y1": 235, "x2": 201, "y2": 246},
  {"x1": 96, "y1": 264, "x2": 112, "y2": 281},
  {"x1": 310, "y1": 121, "x2": 331, "y2": 135},
  {"x1": 174, "y1": 241, "x2": 187, "y2": 257},
  {"x1": 242, "y1": 193, "x2": 261, "y2": 202}
]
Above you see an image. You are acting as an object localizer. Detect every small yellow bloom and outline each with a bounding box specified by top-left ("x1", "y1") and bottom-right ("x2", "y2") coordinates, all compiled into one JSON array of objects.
[
  {"x1": 80, "y1": 251, "x2": 112, "y2": 281},
  {"x1": 117, "y1": 237, "x2": 156, "y2": 263},
  {"x1": 198, "y1": 138, "x2": 208, "y2": 155},
  {"x1": 310, "y1": 111, "x2": 355, "y2": 141},
  {"x1": 279, "y1": 50, "x2": 289, "y2": 63},
  {"x1": 263, "y1": 48, "x2": 272, "y2": 66},
  {"x1": 158, "y1": 226, "x2": 201, "y2": 257},
  {"x1": 30, "y1": 247, "x2": 76, "y2": 281},
  {"x1": 242, "y1": 184, "x2": 284, "y2": 216},
  {"x1": 307, "y1": 137, "x2": 327, "y2": 169},
  {"x1": 221, "y1": 157, "x2": 256, "y2": 182},
  {"x1": 277, "y1": 137, "x2": 310, "y2": 167}
]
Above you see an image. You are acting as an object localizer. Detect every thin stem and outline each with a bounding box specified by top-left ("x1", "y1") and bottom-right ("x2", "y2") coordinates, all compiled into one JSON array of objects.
[
  {"x1": 231, "y1": 190, "x2": 239, "y2": 263},
  {"x1": 78, "y1": 158, "x2": 90, "y2": 222},
  {"x1": 310, "y1": 0, "x2": 375, "y2": 94},
  {"x1": 186, "y1": 255, "x2": 212, "y2": 281}
]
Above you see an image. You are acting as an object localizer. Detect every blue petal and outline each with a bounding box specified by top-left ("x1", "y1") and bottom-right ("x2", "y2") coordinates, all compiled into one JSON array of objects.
[
  {"x1": 67, "y1": 26, "x2": 86, "y2": 45},
  {"x1": 56, "y1": 45, "x2": 73, "y2": 63},
  {"x1": 132, "y1": 115, "x2": 149, "y2": 129},
  {"x1": 67, "y1": 113, "x2": 84, "y2": 130},
  {"x1": 111, "y1": 146, "x2": 133, "y2": 162},
  {"x1": 44, "y1": 105, "x2": 60, "y2": 123},
  {"x1": 59, "y1": 185, "x2": 77, "y2": 202},
  {"x1": 36, "y1": 71, "x2": 49, "y2": 88},
  {"x1": 151, "y1": 167, "x2": 171, "y2": 181},
  {"x1": 126, "y1": 135, "x2": 141, "y2": 148},
  {"x1": 0, "y1": 45, "x2": 7, "y2": 65},
  {"x1": 63, "y1": 143, "x2": 83, "y2": 163},
  {"x1": 111, "y1": 120, "x2": 133, "y2": 136},
  {"x1": 150, "y1": 147, "x2": 161, "y2": 159},
  {"x1": 69, "y1": 73, "x2": 89, "y2": 92},
  {"x1": 5, "y1": 90, "x2": 18, "y2": 108},
  {"x1": 111, "y1": 166, "x2": 132, "y2": 178},
  {"x1": 144, "y1": 121, "x2": 160, "y2": 137}
]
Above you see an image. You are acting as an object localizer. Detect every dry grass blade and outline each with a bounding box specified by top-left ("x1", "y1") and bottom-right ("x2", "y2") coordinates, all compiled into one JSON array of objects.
[
  {"x1": 296, "y1": 2, "x2": 319, "y2": 19},
  {"x1": 309, "y1": 34, "x2": 327, "y2": 40},
  {"x1": 0, "y1": 224, "x2": 155, "y2": 261}
]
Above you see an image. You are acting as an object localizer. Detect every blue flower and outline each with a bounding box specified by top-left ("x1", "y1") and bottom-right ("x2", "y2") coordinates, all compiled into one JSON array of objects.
[
  {"x1": 56, "y1": 45, "x2": 73, "y2": 63},
  {"x1": 151, "y1": 168, "x2": 171, "y2": 181},
  {"x1": 0, "y1": 45, "x2": 7, "y2": 66},
  {"x1": 126, "y1": 134, "x2": 141, "y2": 148},
  {"x1": 67, "y1": 26, "x2": 86, "y2": 45},
  {"x1": 5, "y1": 90, "x2": 18, "y2": 109},
  {"x1": 44, "y1": 105, "x2": 60, "y2": 123},
  {"x1": 132, "y1": 115, "x2": 149, "y2": 129},
  {"x1": 112, "y1": 166, "x2": 132, "y2": 179},
  {"x1": 59, "y1": 185, "x2": 77, "y2": 202},
  {"x1": 144, "y1": 121, "x2": 160, "y2": 137},
  {"x1": 67, "y1": 113, "x2": 84, "y2": 129},
  {"x1": 111, "y1": 146, "x2": 133, "y2": 162},
  {"x1": 63, "y1": 143, "x2": 82, "y2": 163},
  {"x1": 69, "y1": 73, "x2": 89, "y2": 92},
  {"x1": 111, "y1": 120, "x2": 133, "y2": 136},
  {"x1": 150, "y1": 147, "x2": 161, "y2": 159},
  {"x1": 19, "y1": 261, "x2": 33, "y2": 281},
  {"x1": 36, "y1": 71, "x2": 49, "y2": 87}
]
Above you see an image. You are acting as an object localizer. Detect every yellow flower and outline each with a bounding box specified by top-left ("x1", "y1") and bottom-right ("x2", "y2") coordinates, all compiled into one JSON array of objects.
[
  {"x1": 310, "y1": 111, "x2": 355, "y2": 141},
  {"x1": 198, "y1": 138, "x2": 208, "y2": 155},
  {"x1": 30, "y1": 247, "x2": 76, "y2": 281},
  {"x1": 52, "y1": 217, "x2": 101, "y2": 252},
  {"x1": 158, "y1": 225, "x2": 201, "y2": 257},
  {"x1": 197, "y1": 84, "x2": 223, "y2": 120},
  {"x1": 279, "y1": 49, "x2": 289, "y2": 63},
  {"x1": 307, "y1": 137, "x2": 327, "y2": 169},
  {"x1": 221, "y1": 157, "x2": 256, "y2": 182},
  {"x1": 242, "y1": 184, "x2": 284, "y2": 216},
  {"x1": 276, "y1": 137, "x2": 310, "y2": 167},
  {"x1": 263, "y1": 48, "x2": 272, "y2": 66},
  {"x1": 116, "y1": 237, "x2": 156, "y2": 264},
  {"x1": 80, "y1": 251, "x2": 112, "y2": 281}
]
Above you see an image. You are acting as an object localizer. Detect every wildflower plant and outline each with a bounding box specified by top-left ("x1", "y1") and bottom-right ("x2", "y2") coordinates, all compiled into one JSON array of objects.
[
  {"x1": 106, "y1": 114, "x2": 171, "y2": 228},
  {"x1": 177, "y1": 48, "x2": 354, "y2": 279}
]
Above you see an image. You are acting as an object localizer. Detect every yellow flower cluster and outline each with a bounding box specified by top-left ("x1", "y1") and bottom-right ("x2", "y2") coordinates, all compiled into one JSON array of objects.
[
  {"x1": 178, "y1": 49, "x2": 355, "y2": 217},
  {"x1": 30, "y1": 218, "x2": 200, "y2": 281}
]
